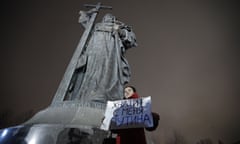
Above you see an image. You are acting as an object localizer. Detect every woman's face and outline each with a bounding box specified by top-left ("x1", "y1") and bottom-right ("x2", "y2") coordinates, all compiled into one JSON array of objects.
[{"x1": 124, "y1": 87, "x2": 134, "y2": 99}]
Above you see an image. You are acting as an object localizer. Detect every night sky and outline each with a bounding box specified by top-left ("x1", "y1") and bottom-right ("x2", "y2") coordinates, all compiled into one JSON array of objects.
[{"x1": 1, "y1": 0, "x2": 240, "y2": 143}]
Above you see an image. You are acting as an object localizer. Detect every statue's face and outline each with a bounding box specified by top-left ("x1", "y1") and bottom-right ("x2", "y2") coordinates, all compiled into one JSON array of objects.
[
  {"x1": 124, "y1": 87, "x2": 134, "y2": 99},
  {"x1": 102, "y1": 13, "x2": 115, "y2": 23}
]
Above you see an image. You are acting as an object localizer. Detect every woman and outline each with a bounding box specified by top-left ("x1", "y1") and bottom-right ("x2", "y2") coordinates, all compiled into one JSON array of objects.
[
  {"x1": 114, "y1": 86, "x2": 146, "y2": 144},
  {"x1": 112, "y1": 86, "x2": 160, "y2": 144}
]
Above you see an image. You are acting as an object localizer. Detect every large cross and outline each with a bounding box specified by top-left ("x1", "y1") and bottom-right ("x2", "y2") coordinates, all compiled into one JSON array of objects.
[
  {"x1": 84, "y1": 2, "x2": 112, "y2": 10},
  {"x1": 51, "y1": 3, "x2": 112, "y2": 105}
]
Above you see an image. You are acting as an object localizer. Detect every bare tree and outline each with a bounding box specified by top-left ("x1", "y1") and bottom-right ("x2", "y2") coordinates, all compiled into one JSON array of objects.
[
  {"x1": 0, "y1": 109, "x2": 35, "y2": 129},
  {"x1": 196, "y1": 138, "x2": 213, "y2": 144},
  {"x1": 0, "y1": 109, "x2": 13, "y2": 128},
  {"x1": 166, "y1": 130, "x2": 187, "y2": 144}
]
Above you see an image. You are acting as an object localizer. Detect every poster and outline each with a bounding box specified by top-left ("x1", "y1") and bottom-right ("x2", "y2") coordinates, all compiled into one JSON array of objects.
[{"x1": 100, "y1": 96, "x2": 153, "y2": 130}]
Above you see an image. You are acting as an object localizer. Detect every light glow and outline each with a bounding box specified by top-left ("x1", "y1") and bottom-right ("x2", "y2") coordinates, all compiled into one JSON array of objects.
[{"x1": 0, "y1": 129, "x2": 8, "y2": 138}]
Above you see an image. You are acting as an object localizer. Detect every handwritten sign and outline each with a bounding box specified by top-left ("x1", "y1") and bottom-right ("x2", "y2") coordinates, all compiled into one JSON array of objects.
[{"x1": 100, "y1": 96, "x2": 153, "y2": 130}]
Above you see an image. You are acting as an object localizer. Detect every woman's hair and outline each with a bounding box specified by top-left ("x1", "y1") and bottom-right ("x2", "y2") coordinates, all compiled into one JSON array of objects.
[{"x1": 125, "y1": 85, "x2": 136, "y2": 92}]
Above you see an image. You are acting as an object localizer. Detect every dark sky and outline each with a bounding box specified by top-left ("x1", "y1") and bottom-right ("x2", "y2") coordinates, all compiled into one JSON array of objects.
[{"x1": 1, "y1": 0, "x2": 240, "y2": 143}]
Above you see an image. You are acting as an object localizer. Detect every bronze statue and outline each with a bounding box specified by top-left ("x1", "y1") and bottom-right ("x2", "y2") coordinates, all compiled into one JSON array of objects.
[{"x1": 64, "y1": 9, "x2": 137, "y2": 103}]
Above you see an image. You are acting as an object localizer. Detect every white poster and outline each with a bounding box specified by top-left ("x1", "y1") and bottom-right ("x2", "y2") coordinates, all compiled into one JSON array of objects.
[{"x1": 100, "y1": 96, "x2": 153, "y2": 130}]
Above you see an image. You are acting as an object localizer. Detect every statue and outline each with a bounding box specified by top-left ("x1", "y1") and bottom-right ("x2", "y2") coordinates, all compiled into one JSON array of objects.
[{"x1": 64, "y1": 9, "x2": 137, "y2": 103}]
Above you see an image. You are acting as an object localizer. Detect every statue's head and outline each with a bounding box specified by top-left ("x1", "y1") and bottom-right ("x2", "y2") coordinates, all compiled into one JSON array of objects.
[{"x1": 102, "y1": 13, "x2": 116, "y2": 23}]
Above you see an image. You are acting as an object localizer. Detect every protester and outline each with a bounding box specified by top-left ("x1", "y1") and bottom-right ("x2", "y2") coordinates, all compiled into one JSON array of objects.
[{"x1": 111, "y1": 86, "x2": 160, "y2": 144}]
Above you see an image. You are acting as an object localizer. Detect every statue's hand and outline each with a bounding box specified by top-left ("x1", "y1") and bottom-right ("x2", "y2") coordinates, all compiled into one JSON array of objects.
[
  {"x1": 113, "y1": 24, "x2": 119, "y2": 30},
  {"x1": 118, "y1": 29, "x2": 126, "y2": 38}
]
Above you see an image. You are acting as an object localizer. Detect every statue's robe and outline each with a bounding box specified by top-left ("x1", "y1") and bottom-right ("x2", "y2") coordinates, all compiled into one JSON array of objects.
[{"x1": 65, "y1": 14, "x2": 137, "y2": 103}]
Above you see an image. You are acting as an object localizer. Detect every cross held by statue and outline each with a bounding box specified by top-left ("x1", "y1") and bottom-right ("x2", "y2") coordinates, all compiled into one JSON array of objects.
[{"x1": 84, "y1": 2, "x2": 112, "y2": 11}]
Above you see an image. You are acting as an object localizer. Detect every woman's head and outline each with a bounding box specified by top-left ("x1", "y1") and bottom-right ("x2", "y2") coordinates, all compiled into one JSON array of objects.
[{"x1": 124, "y1": 86, "x2": 136, "y2": 99}]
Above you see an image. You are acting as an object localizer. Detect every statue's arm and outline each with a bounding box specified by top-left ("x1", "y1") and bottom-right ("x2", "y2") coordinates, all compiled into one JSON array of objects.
[
  {"x1": 78, "y1": 8, "x2": 98, "y2": 28},
  {"x1": 118, "y1": 25, "x2": 137, "y2": 48},
  {"x1": 86, "y1": 8, "x2": 98, "y2": 15}
]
